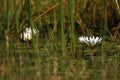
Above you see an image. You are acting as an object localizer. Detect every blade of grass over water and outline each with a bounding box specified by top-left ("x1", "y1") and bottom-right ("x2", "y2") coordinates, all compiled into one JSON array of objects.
[
  {"x1": 4, "y1": 0, "x2": 10, "y2": 79},
  {"x1": 4, "y1": 0, "x2": 10, "y2": 59},
  {"x1": 4, "y1": 0, "x2": 10, "y2": 30},
  {"x1": 14, "y1": 0, "x2": 19, "y2": 33},
  {"x1": 101, "y1": 1, "x2": 108, "y2": 80},
  {"x1": 27, "y1": 0, "x2": 36, "y2": 54},
  {"x1": 26, "y1": 0, "x2": 37, "y2": 79},
  {"x1": 60, "y1": 0, "x2": 66, "y2": 57},
  {"x1": 27, "y1": 0, "x2": 32, "y2": 22},
  {"x1": 59, "y1": 1, "x2": 67, "y2": 79},
  {"x1": 104, "y1": 0, "x2": 108, "y2": 35},
  {"x1": 102, "y1": 0, "x2": 108, "y2": 65},
  {"x1": 68, "y1": 0, "x2": 76, "y2": 55}
]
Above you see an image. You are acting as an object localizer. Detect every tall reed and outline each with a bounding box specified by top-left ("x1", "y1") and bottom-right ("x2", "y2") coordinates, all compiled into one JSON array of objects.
[
  {"x1": 102, "y1": 0, "x2": 108, "y2": 65},
  {"x1": 4, "y1": 0, "x2": 10, "y2": 79},
  {"x1": 60, "y1": 0, "x2": 65, "y2": 57},
  {"x1": 14, "y1": 0, "x2": 19, "y2": 33},
  {"x1": 27, "y1": 0, "x2": 36, "y2": 54},
  {"x1": 4, "y1": 0, "x2": 10, "y2": 56},
  {"x1": 68, "y1": 0, "x2": 76, "y2": 55}
]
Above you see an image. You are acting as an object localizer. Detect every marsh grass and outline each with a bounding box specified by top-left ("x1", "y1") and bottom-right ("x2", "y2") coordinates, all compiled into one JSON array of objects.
[{"x1": 0, "y1": 0, "x2": 120, "y2": 80}]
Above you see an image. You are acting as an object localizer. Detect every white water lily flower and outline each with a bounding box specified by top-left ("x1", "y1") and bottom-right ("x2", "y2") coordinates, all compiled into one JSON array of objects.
[
  {"x1": 79, "y1": 36, "x2": 102, "y2": 62},
  {"x1": 79, "y1": 36, "x2": 85, "y2": 43},
  {"x1": 79, "y1": 36, "x2": 102, "y2": 48},
  {"x1": 20, "y1": 27, "x2": 39, "y2": 41},
  {"x1": 20, "y1": 32, "x2": 32, "y2": 41},
  {"x1": 25, "y1": 27, "x2": 39, "y2": 35}
]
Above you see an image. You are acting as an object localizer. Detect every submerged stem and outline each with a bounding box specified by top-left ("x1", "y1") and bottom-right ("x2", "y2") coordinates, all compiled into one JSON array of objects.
[{"x1": 91, "y1": 49, "x2": 94, "y2": 64}]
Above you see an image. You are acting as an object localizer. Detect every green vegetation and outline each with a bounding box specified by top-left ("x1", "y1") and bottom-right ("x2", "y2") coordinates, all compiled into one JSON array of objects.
[{"x1": 0, "y1": 0, "x2": 120, "y2": 80}]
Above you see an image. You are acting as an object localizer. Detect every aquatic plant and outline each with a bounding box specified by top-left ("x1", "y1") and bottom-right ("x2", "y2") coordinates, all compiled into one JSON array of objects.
[
  {"x1": 79, "y1": 36, "x2": 102, "y2": 62},
  {"x1": 20, "y1": 27, "x2": 39, "y2": 41}
]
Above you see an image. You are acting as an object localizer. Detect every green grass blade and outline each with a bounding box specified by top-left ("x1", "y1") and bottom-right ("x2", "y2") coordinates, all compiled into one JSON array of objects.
[
  {"x1": 68, "y1": 0, "x2": 76, "y2": 55},
  {"x1": 60, "y1": 0, "x2": 66, "y2": 57}
]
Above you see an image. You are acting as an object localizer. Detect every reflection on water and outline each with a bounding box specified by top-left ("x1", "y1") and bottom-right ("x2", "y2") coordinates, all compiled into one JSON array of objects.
[{"x1": 0, "y1": 39, "x2": 120, "y2": 80}]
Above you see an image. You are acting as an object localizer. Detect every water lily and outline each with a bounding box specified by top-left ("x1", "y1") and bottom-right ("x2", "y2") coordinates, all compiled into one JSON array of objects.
[
  {"x1": 25, "y1": 27, "x2": 39, "y2": 35},
  {"x1": 79, "y1": 36, "x2": 102, "y2": 50},
  {"x1": 79, "y1": 36, "x2": 102, "y2": 62},
  {"x1": 20, "y1": 27, "x2": 39, "y2": 41},
  {"x1": 21, "y1": 31, "x2": 32, "y2": 41}
]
